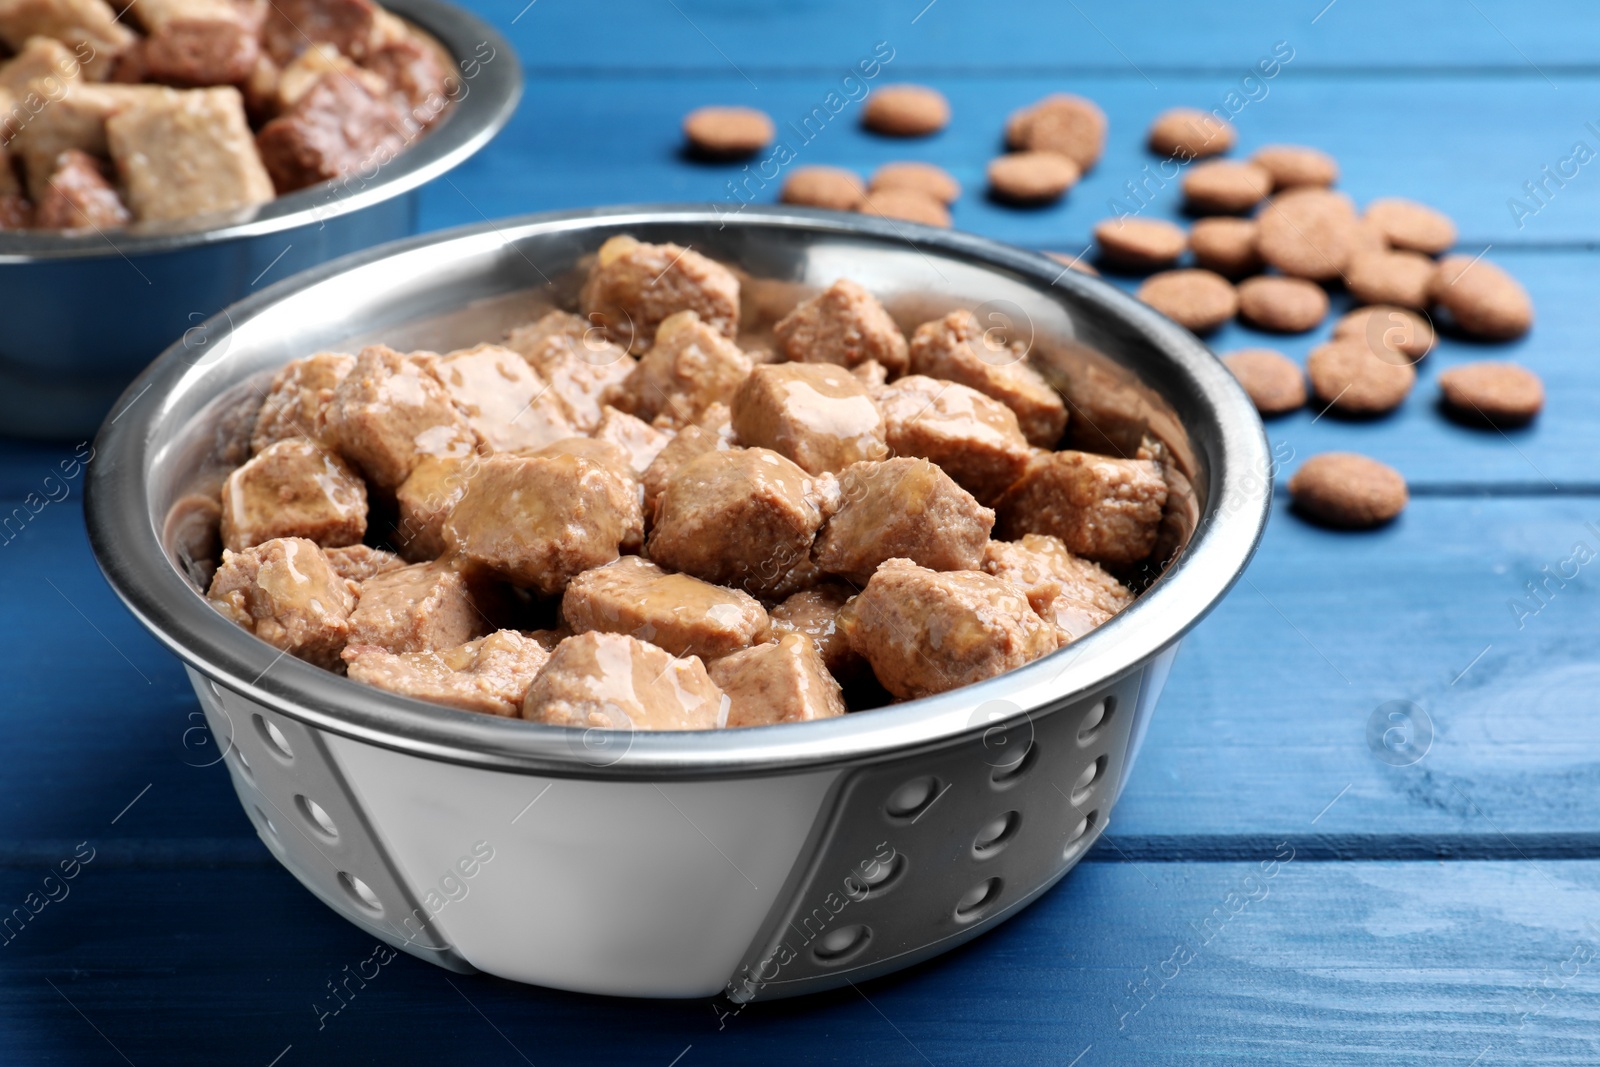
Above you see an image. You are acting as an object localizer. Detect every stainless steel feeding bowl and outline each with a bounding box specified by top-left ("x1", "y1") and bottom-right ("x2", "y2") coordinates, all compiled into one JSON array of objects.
[
  {"x1": 0, "y1": 0, "x2": 520, "y2": 440},
  {"x1": 85, "y1": 206, "x2": 1272, "y2": 1000}
]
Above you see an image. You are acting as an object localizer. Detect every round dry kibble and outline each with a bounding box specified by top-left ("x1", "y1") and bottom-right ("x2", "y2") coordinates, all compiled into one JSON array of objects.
[
  {"x1": 863, "y1": 84, "x2": 950, "y2": 137},
  {"x1": 1289, "y1": 453, "x2": 1408, "y2": 529},
  {"x1": 1009, "y1": 94, "x2": 1108, "y2": 170},
  {"x1": 1189, "y1": 217, "x2": 1262, "y2": 277},
  {"x1": 780, "y1": 166, "x2": 865, "y2": 211},
  {"x1": 682, "y1": 106, "x2": 774, "y2": 157},
  {"x1": 1148, "y1": 107, "x2": 1235, "y2": 159},
  {"x1": 858, "y1": 187, "x2": 951, "y2": 228},
  {"x1": 1344, "y1": 249, "x2": 1436, "y2": 310},
  {"x1": 1437, "y1": 362, "x2": 1545, "y2": 427},
  {"x1": 1430, "y1": 254, "x2": 1533, "y2": 340},
  {"x1": 1332, "y1": 305, "x2": 1436, "y2": 362},
  {"x1": 1093, "y1": 217, "x2": 1187, "y2": 271},
  {"x1": 1236, "y1": 275, "x2": 1329, "y2": 333},
  {"x1": 1256, "y1": 188, "x2": 1359, "y2": 281},
  {"x1": 1365, "y1": 197, "x2": 1456, "y2": 255},
  {"x1": 1222, "y1": 348, "x2": 1306, "y2": 416},
  {"x1": 1045, "y1": 252, "x2": 1099, "y2": 276},
  {"x1": 1183, "y1": 160, "x2": 1274, "y2": 214},
  {"x1": 1348, "y1": 217, "x2": 1390, "y2": 255},
  {"x1": 987, "y1": 151, "x2": 1081, "y2": 203},
  {"x1": 1306, "y1": 338, "x2": 1416, "y2": 415},
  {"x1": 1136, "y1": 269, "x2": 1238, "y2": 333},
  {"x1": 870, "y1": 161, "x2": 960, "y2": 204},
  {"x1": 1250, "y1": 144, "x2": 1338, "y2": 190}
]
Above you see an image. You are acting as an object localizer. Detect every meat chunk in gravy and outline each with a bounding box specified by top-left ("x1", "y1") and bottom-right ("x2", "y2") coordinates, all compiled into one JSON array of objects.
[
  {"x1": 521, "y1": 631, "x2": 728, "y2": 730},
  {"x1": 591, "y1": 406, "x2": 671, "y2": 475},
  {"x1": 106, "y1": 86, "x2": 275, "y2": 221},
  {"x1": 393, "y1": 453, "x2": 473, "y2": 562},
  {"x1": 983, "y1": 534, "x2": 1132, "y2": 642},
  {"x1": 254, "y1": 72, "x2": 408, "y2": 194},
  {"x1": 422, "y1": 343, "x2": 576, "y2": 453},
  {"x1": 604, "y1": 310, "x2": 752, "y2": 427},
  {"x1": 769, "y1": 582, "x2": 865, "y2": 681},
  {"x1": 33, "y1": 147, "x2": 129, "y2": 228},
  {"x1": 0, "y1": 0, "x2": 135, "y2": 77},
  {"x1": 731, "y1": 362, "x2": 888, "y2": 475},
  {"x1": 875, "y1": 374, "x2": 1033, "y2": 504},
  {"x1": 250, "y1": 352, "x2": 354, "y2": 454},
  {"x1": 648, "y1": 447, "x2": 836, "y2": 600},
  {"x1": 813, "y1": 458, "x2": 992, "y2": 584},
  {"x1": 840, "y1": 558, "x2": 1059, "y2": 700},
  {"x1": 347, "y1": 559, "x2": 485, "y2": 654},
  {"x1": 140, "y1": 0, "x2": 262, "y2": 88},
  {"x1": 219, "y1": 436, "x2": 366, "y2": 552},
  {"x1": 641, "y1": 421, "x2": 728, "y2": 517},
  {"x1": 908, "y1": 309, "x2": 1068, "y2": 448},
  {"x1": 504, "y1": 311, "x2": 636, "y2": 432},
  {"x1": 260, "y1": 0, "x2": 374, "y2": 65},
  {"x1": 772, "y1": 278, "x2": 909, "y2": 375},
  {"x1": 443, "y1": 451, "x2": 642, "y2": 595},
  {"x1": 343, "y1": 629, "x2": 551, "y2": 717},
  {"x1": 995, "y1": 450, "x2": 1168, "y2": 564},
  {"x1": 579, "y1": 235, "x2": 741, "y2": 354},
  {"x1": 709, "y1": 632, "x2": 846, "y2": 727},
  {"x1": 323, "y1": 543, "x2": 404, "y2": 583},
  {"x1": 562, "y1": 556, "x2": 769, "y2": 661},
  {"x1": 206, "y1": 536, "x2": 356, "y2": 669},
  {"x1": 324, "y1": 344, "x2": 475, "y2": 490}
]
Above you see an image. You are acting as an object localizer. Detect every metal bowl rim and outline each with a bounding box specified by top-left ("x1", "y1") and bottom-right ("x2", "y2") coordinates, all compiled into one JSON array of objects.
[
  {"x1": 0, "y1": 0, "x2": 522, "y2": 263},
  {"x1": 85, "y1": 203, "x2": 1274, "y2": 780}
]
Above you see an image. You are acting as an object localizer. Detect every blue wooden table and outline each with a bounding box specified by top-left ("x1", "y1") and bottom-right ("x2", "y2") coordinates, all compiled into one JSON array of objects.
[{"x1": 6, "y1": 2, "x2": 1600, "y2": 1062}]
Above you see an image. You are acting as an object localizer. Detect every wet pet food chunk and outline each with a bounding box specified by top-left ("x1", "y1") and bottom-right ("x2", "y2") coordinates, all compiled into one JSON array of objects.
[
  {"x1": 907, "y1": 309, "x2": 1067, "y2": 447},
  {"x1": 641, "y1": 421, "x2": 729, "y2": 517},
  {"x1": 995, "y1": 450, "x2": 1168, "y2": 565},
  {"x1": 347, "y1": 559, "x2": 485, "y2": 654},
  {"x1": 504, "y1": 311, "x2": 636, "y2": 432},
  {"x1": 421, "y1": 343, "x2": 577, "y2": 453},
  {"x1": 731, "y1": 362, "x2": 888, "y2": 475},
  {"x1": 874, "y1": 374, "x2": 1033, "y2": 504},
  {"x1": 769, "y1": 582, "x2": 865, "y2": 680},
  {"x1": 143, "y1": 10, "x2": 262, "y2": 87},
  {"x1": 444, "y1": 452, "x2": 643, "y2": 596},
  {"x1": 813, "y1": 458, "x2": 993, "y2": 584},
  {"x1": 648, "y1": 447, "x2": 835, "y2": 600},
  {"x1": 106, "y1": 86, "x2": 274, "y2": 222},
  {"x1": 33, "y1": 147, "x2": 129, "y2": 228},
  {"x1": 344, "y1": 630, "x2": 551, "y2": 717},
  {"x1": 324, "y1": 344, "x2": 475, "y2": 490},
  {"x1": 323, "y1": 544, "x2": 405, "y2": 583},
  {"x1": 603, "y1": 309, "x2": 752, "y2": 427},
  {"x1": 772, "y1": 278, "x2": 909, "y2": 375},
  {"x1": 219, "y1": 437, "x2": 366, "y2": 552},
  {"x1": 250, "y1": 352, "x2": 354, "y2": 453},
  {"x1": 579, "y1": 235, "x2": 741, "y2": 354},
  {"x1": 983, "y1": 535, "x2": 1131, "y2": 643},
  {"x1": 206, "y1": 537, "x2": 356, "y2": 669},
  {"x1": 521, "y1": 631, "x2": 728, "y2": 730},
  {"x1": 254, "y1": 72, "x2": 409, "y2": 194},
  {"x1": 709, "y1": 633, "x2": 846, "y2": 727},
  {"x1": 260, "y1": 0, "x2": 375, "y2": 65},
  {"x1": 840, "y1": 558, "x2": 1059, "y2": 700},
  {"x1": 591, "y1": 406, "x2": 672, "y2": 475},
  {"x1": 394, "y1": 453, "x2": 473, "y2": 562},
  {"x1": 562, "y1": 556, "x2": 769, "y2": 662}
]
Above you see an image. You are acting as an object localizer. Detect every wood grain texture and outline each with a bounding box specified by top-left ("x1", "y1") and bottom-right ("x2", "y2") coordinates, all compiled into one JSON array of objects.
[{"x1": 4, "y1": 860, "x2": 1600, "y2": 1065}]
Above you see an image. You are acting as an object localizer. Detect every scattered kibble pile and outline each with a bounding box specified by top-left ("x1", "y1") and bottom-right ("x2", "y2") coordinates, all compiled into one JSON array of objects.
[{"x1": 676, "y1": 90, "x2": 1545, "y2": 532}]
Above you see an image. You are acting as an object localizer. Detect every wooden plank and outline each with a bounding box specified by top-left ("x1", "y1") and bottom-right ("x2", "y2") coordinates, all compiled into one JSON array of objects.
[
  {"x1": 477, "y1": 0, "x2": 1600, "y2": 73},
  {"x1": 3, "y1": 858, "x2": 1599, "y2": 1064},
  {"x1": 5, "y1": 494, "x2": 1600, "y2": 850},
  {"x1": 421, "y1": 72, "x2": 1600, "y2": 246}
]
